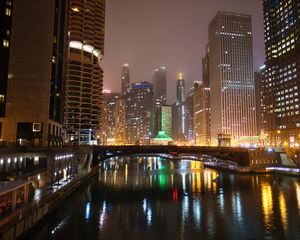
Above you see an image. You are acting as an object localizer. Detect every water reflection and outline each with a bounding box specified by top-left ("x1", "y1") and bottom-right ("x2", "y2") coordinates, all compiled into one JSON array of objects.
[
  {"x1": 261, "y1": 182, "x2": 274, "y2": 229},
  {"x1": 29, "y1": 156, "x2": 300, "y2": 240},
  {"x1": 295, "y1": 182, "x2": 300, "y2": 211}
]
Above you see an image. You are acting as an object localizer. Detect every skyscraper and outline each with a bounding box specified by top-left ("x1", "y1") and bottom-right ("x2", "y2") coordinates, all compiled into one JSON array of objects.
[
  {"x1": 101, "y1": 92, "x2": 122, "y2": 145},
  {"x1": 255, "y1": 68, "x2": 263, "y2": 135},
  {"x1": 0, "y1": 0, "x2": 67, "y2": 147},
  {"x1": 184, "y1": 85, "x2": 196, "y2": 145},
  {"x1": 261, "y1": 0, "x2": 300, "y2": 147},
  {"x1": 154, "y1": 105, "x2": 172, "y2": 139},
  {"x1": 153, "y1": 67, "x2": 167, "y2": 105},
  {"x1": 126, "y1": 82, "x2": 154, "y2": 145},
  {"x1": 207, "y1": 12, "x2": 257, "y2": 146},
  {"x1": 114, "y1": 97, "x2": 126, "y2": 145},
  {"x1": 194, "y1": 54, "x2": 211, "y2": 146},
  {"x1": 0, "y1": 0, "x2": 13, "y2": 117},
  {"x1": 65, "y1": 0, "x2": 105, "y2": 144},
  {"x1": 121, "y1": 64, "x2": 130, "y2": 96},
  {"x1": 176, "y1": 73, "x2": 185, "y2": 106},
  {"x1": 173, "y1": 74, "x2": 186, "y2": 143}
]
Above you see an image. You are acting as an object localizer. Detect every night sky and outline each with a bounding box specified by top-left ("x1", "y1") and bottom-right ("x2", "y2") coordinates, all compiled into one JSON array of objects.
[{"x1": 101, "y1": 0, "x2": 265, "y2": 104}]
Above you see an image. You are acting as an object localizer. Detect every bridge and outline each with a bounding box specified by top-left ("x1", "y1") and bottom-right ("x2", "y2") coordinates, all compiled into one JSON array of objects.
[{"x1": 93, "y1": 145, "x2": 252, "y2": 167}]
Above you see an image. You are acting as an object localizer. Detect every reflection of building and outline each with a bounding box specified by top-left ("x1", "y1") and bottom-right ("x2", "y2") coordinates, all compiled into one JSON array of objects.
[
  {"x1": 261, "y1": 0, "x2": 300, "y2": 147},
  {"x1": 126, "y1": 82, "x2": 154, "y2": 145},
  {"x1": 207, "y1": 12, "x2": 257, "y2": 145},
  {"x1": 65, "y1": 0, "x2": 105, "y2": 145},
  {"x1": 0, "y1": 0, "x2": 67, "y2": 147},
  {"x1": 121, "y1": 64, "x2": 130, "y2": 96},
  {"x1": 194, "y1": 55, "x2": 211, "y2": 146}
]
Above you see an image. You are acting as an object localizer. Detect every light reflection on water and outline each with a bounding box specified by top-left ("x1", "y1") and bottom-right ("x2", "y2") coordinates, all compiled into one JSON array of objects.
[{"x1": 30, "y1": 156, "x2": 300, "y2": 240}]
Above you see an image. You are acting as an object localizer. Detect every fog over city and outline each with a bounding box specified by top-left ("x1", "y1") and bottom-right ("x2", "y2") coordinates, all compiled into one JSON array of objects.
[{"x1": 102, "y1": 0, "x2": 265, "y2": 103}]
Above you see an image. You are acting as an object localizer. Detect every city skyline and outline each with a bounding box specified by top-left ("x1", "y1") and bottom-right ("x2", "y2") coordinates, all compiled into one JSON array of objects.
[{"x1": 102, "y1": 0, "x2": 265, "y2": 103}]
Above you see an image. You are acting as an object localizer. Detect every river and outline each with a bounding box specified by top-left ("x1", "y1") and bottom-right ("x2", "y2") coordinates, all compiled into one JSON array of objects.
[{"x1": 29, "y1": 156, "x2": 300, "y2": 239}]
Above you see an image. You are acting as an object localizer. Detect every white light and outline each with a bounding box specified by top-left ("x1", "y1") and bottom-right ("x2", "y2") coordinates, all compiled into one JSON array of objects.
[
  {"x1": 7, "y1": 158, "x2": 11, "y2": 164},
  {"x1": 37, "y1": 174, "x2": 40, "y2": 180},
  {"x1": 20, "y1": 157, "x2": 23, "y2": 162},
  {"x1": 54, "y1": 172, "x2": 57, "y2": 176},
  {"x1": 70, "y1": 41, "x2": 82, "y2": 50},
  {"x1": 0, "y1": 159, "x2": 3, "y2": 165},
  {"x1": 14, "y1": 158, "x2": 17, "y2": 163},
  {"x1": 83, "y1": 44, "x2": 94, "y2": 54},
  {"x1": 69, "y1": 41, "x2": 102, "y2": 59}
]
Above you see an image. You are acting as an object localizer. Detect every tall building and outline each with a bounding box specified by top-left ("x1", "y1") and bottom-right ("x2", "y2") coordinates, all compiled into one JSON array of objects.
[
  {"x1": 255, "y1": 69, "x2": 263, "y2": 135},
  {"x1": 121, "y1": 64, "x2": 130, "y2": 96},
  {"x1": 184, "y1": 85, "x2": 196, "y2": 145},
  {"x1": 126, "y1": 82, "x2": 153, "y2": 145},
  {"x1": 0, "y1": 0, "x2": 13, "y2": 117},
  {"x1": 65, "y1": 0, "x2": 105, "y2": 145},
  {"x1": 0, "y1": 0, "x2": 67, "y2": 147},
  {"x1": 172, "y1": 74, "x2": 186, "y2": 143},
  {"x1": 194, "y1": 55, "x2": 211, "y2": 146},
  {"x1": 207, "y1": 12, "x2": 257, "y2": 145},
  {"x1": 154, "y1": 105, "x2": 172, "y2": 139},
  {"x1": 101, "y1": 92, "x2": 122, "y2": 145},
  {"x1": 261, "y1": 0, "x2": 300, "y2": 147},
  {"x1": 114, "y1": 97, "x2": 126, "y2": 145},
  {"x1": 153, "y1": 67, "x2": 167, "y2": 105}
]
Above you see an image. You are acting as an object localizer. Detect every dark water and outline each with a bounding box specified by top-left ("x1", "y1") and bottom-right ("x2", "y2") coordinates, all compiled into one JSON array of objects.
[{"x1": 30, "y1": 156, "x2": 300, "y2": 240}]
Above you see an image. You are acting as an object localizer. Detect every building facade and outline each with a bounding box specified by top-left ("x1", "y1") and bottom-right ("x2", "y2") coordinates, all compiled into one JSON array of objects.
[
  {"x1": 101, "y1": 92, "x2": 122, "y2": 145},
  {"x1": 153, "y1": 66, "x2": 167, "y2": 105},
  {"x1": 65, "y1": 0, "x2": 105, "y2": 145},
  {"x1": 114, "y1": 97, "x2": 126, "y2": 145},
  {"x1": 184, "y1": 86, "x2": 196, "y2": 145},
  {"x1": 255, "y1": 69, "x2": 263, "y2": 135},
  {"x1": 0, "y1": 0, "x2": 13, "y2": 118},
  {"x1": 172, "y1": 74, "x2": 186, "y2": 143},
  {"x1": 261, "y1": 0, "x2": 300, "y2": 147},
  {"x1": 154, "y1": 105, "x2": 172, "y2": 139},
  {"x1": 0, "y1": 0, "x2": 67, "y2": 147},
  {"x1": 207, "y1": 12, "x2": 257, "y2": 145},
  {"x1": 121, "y1": 64, "x2": 130, "y2": 96},
  {"x1": 194, "y1": 55, "x2": 211, "y2": 146},
  {"x1": 126, "y1": 82, "x2": 153, "y2": 145}
]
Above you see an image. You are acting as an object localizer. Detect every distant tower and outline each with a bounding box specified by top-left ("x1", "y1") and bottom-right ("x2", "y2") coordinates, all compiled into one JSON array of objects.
[
  {"x1": 176, "y1": 73, "x2": 185, "y2": 105},
  {"x1": 153, "y1": 66, "x2": 167, "y2": 105},
  {"x1": 173, "y1": 73, "x2": 186, "y2": 143},
  {"x1": 121, "y1": 64, "x2": 130, "y2": 96},
  {"x1": 207, "y1": 12, "x2": 256, "y2": 146}
]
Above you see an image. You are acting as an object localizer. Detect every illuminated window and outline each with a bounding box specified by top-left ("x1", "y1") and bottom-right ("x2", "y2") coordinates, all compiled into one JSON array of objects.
[
  {"x1": 3, "y1": 39, "x2": 9, "y2": 47},
  {"x1": 0, "y1": 95, "x2": 4, "y2": 103},
  {"x1": 5, "y1": 8, "x2": 11, "y2": 16}
]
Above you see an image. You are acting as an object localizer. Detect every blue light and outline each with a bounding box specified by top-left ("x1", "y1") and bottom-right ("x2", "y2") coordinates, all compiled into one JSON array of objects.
[{"x1": 85, "y1": 202, "x2": 91, "y2": 220}]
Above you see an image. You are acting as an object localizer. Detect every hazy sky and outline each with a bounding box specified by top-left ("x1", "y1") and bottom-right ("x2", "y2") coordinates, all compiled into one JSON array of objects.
[{"x1": 101, "y1": 0, "x2": 265, "y2": 104}]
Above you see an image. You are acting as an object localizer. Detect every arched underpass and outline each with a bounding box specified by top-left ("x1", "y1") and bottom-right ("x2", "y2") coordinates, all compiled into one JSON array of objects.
[{"x1": 93, "y1": 145, "x2": 251, "y2": 167}]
